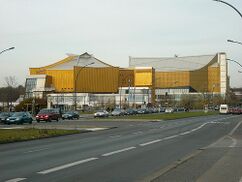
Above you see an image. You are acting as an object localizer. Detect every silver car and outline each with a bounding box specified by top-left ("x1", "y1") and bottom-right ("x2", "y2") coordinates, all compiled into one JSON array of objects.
[{"x1": 94, "y1": 110, "x2": 109, "y2": 118}]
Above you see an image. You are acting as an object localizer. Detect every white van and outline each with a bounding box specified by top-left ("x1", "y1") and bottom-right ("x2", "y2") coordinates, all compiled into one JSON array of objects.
[{"x1": 219, "y1": 104, "x2": 229, "y2": 114}]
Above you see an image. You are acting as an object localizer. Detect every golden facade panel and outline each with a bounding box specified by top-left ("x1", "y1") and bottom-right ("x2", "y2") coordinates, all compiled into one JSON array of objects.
[
  {"x1": 134, "y1": 69, "x2": 153, "y2": 86},
  {"x1": 74, "y1": 67, "x2": 119, "y2": 93},
  {"x1": 208, "y1": 67, "x2": 220, "y2": 92},
  {"x1": 155, "y1": 71, "x2": 190, "y2": 88},
  {"x1": 29, "y1": 68, "x2": 46, "y2": 75},
  {"x1": 190, "y1": 66, "x2": 208, "y2": 92},
  {"x1": 45, "y1": 70, "x2": 74, "y2": 92},
  {"x1": 119, "y1": 69, "x2": 134, "y2": 87}
]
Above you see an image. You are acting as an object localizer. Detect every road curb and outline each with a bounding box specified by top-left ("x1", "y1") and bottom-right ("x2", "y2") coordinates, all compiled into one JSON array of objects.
[
  {"x1": 140, "y1": 149, "x2": 203, "y2": 182},
  {"x1": 141, "y1": 119, "x2": 242, "y2": 182}
]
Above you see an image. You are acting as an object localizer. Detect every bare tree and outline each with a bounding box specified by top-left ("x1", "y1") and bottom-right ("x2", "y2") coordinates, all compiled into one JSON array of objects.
[{"x1": 4, "y1": 76, "x2": 18, "y2": 87}]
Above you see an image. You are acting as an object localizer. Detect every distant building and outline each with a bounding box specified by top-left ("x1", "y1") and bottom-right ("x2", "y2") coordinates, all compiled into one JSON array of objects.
[{"x1": 25, "y1": 52, "x2": 228, "y2": 110}]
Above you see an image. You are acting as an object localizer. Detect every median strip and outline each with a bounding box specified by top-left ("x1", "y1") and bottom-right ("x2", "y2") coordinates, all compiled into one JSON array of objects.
[
  {"x1": 102, "y1": 147, "x2": 136, "y2": 157},
  {"x1": 38, "y1": 157, "x2": 98, "y2": 174}
]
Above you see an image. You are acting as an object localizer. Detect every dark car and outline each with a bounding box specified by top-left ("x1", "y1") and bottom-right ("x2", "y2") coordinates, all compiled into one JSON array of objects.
[
  {"x1": 0, "y1": 112, "x2": 13, "y2": 123},
  {"x1": 5, "y1": 112, "x2": 33, "y2": 125},
  {"x1": 111, "y1": 108, "x2": 125, "y2": 116},
  {"x1": 62, "y1": 111, "x2": 80, "y2": 120},
  {"x1": 36, "y1": 108, "x2": 60, "y2": 122},
  {"x1": 125, "y1": 108, "x2": 137, "y2": 115},
  {"x1": 137, "y1": 108, "x2": 148, "y2": 114}
]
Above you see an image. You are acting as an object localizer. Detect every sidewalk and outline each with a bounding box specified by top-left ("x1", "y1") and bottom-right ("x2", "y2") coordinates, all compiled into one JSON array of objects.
[{"x1": 153, "y1": 121, "x2": 242, "y2": 182}]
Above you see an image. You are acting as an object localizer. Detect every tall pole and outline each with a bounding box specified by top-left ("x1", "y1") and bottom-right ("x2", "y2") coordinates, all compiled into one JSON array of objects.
[
  {"x1": 213, "y1": 0, "x2": 242, "y2": 19},
  {"x1": 0, "y1": 47, "x2": 15, "y2": 55},
  {"x1": 127, "y1": 79, "x2": 131, "y2": 108},
  {"x1": 74, "y1": 62, "x2": 94, "y2": 111},
  {"x1": 119, "y1": 86, "x2": 122, "y2": 109}
]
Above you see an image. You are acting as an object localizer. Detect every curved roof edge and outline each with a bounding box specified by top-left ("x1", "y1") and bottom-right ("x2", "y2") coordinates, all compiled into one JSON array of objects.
[
  {"x1": 129, "y1": 53, "x2": 220, "y2": 72},
  {"x1": 30, "y1": 52, "x2": 115, "y2": 70}
]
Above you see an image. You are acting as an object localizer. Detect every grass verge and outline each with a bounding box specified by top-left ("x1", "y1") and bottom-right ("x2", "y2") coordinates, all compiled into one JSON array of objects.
[
  {"x1": 0, "y1": 128, "x2": 81, "y2": 144},
  {"x1": 107, "y1": 111, "x2": 218, "y2": 121}
]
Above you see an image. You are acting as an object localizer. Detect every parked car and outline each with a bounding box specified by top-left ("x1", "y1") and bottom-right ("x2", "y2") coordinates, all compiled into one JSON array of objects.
[
  {"x1": 230, "y1": 107, "x2": 241, "y2": 115},
  {"x1": 165, "y1": 107, "x2": 174, "y2": 113},
  {"x1": 36, "y1": 108, "x2": 60, "y2": 122},
  {"x1": 137, "y1": 108, "x2": 148, "y2": 114},
  {"x1": 125, "y1": 108, "x2": 137, "y2": 115},
  {"x1": 159, "y1": 107, "x2": 166, "y2": 112},
  {"x1": 0, "y1": 112, "x2": 13, "y2": 123},
  {"x1": 111, "y1": 108, "x2": 125, "y2": 116},
  {"x1": 62, "y1": 111, "x2": 80, "y2": 120},
  {"x1": 5, "y1": 112, "x2": 33, "y2": 125},
  {"x1": 94, "y1": 110, "x2": 109, "y2": 118}
]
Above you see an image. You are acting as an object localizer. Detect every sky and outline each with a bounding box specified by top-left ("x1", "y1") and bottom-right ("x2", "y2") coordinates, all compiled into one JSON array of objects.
[{"x1": 0, "y1": 0, "x2": 242, "y2": 87}]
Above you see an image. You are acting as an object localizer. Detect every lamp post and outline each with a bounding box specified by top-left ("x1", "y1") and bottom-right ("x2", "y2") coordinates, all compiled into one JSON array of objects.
[
  {"x1": 213, "y1": 0, "x2": 242, "y2": 19},
  {"x1": 74, "y1": 62, "x2": 94, "y2": 111},
  {"x1": 227, "y1": 39, "x2": 242, "y2": 45},
  {"x1": 0, "y1": 47, "x2": 15, "y2": 55},
  {"x1": 227, "y1": 58, "x2": 242, "y2": 69}
]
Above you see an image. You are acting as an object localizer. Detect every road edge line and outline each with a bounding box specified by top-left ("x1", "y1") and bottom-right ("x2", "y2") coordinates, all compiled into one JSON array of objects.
[{"x1": 140, "y1": 119, "x2": 242, "y2": 182}]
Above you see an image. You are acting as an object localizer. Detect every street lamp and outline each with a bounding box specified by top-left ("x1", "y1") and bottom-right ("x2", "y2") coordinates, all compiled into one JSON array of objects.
[
  {"x1": 227, "y1": 58, "x2": 242, "y2": 69},
  {"x1": 227, "y1": 39, "x2": 242, "y2": 45},
  {"x1": 213, "y1": 0, "x2": 242, "y2": 19},
  {"x1": 74, "y1": 62, "x2": 94, "y2": 111},
  {"x1": 0, "y1": 47, "x2": 15, "y2": 55}
]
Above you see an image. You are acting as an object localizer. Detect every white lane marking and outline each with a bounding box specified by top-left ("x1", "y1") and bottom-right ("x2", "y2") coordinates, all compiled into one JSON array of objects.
[
  {"x1": 179, "y1": 131, "x2": 191, "y2": 136},
  {"x1": 228, "y1": 136, "x2": 237, "y2": 148},
  {"x1": 85, "y1": 128, "x2": 107, "y2": 131},
  {"x1": 229, "y1": 120, "x2": 242, "y2": 135},
  {"x1": 102, "y1": 147, "x2": 136, "y2": 157},
  {"x1": 38, "y1": 157, "x2": 98, "y2": 174},
  {"x1": 162, "y1": 135, "x2": 177, "y2": 140},
  {"x1": 133, "y1": 131, "x2": 143, "y2": 135},
  {"x1": 138, "y1": 119, "x2": 233, "y2": 147},
  {"x1": 23, "y1": 148, "x2": 48, "y2": 154},
  {"x1": 5, "y1": 178, "x2": 26, "y2": 182},
  {"x1": 109, "y1": 135, "x2": 121, "y2": 138},
  {"x1": 139, "y1": 139, "x2": 161, "y2": 146}
]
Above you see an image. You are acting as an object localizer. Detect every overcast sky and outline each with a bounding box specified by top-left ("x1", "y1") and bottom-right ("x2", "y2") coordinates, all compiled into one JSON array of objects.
[{"x1": 0, "y1": 0, "x2": 242, "y2": 87}]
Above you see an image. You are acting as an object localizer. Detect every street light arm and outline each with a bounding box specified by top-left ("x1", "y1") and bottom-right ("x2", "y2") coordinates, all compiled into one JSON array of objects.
[
  {"x1": 227, "y1": 39, "x2": 242, "y2": 45},
  {"x1": 74, "y1": 62, "x2": 94, "y2": 110},
  {"x1": 213, "y1": 0, "x2": 242, "y2": 19},
  {"x1": 227, "y1": 58, "x2": 242, "y2": 69},
  {"x1": 74, "y1": 62, "x2": 95, "y2": 89},
  {"x1": 0, "y1": 47, "x2": 15, "y2": 55}
]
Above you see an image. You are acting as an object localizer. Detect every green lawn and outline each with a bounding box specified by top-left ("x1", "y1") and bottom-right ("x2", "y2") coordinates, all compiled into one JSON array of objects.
[
  {"x1": 109, "y1": 111, "x2": 218, "y2": 120},
  {"x1": 0, "y1": 128, "x2": 81, "y2": 144}
]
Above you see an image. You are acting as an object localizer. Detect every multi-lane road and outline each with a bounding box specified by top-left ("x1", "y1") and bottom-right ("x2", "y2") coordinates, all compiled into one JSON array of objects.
[{"x1": 1, "y1": 114, "x2": 242, "y2": 182}]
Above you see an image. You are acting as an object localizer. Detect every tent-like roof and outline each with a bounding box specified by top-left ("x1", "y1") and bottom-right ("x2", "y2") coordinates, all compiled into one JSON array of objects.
[
  {"x1": 31, "y1": 52, "x2": 114, "y2": 70},
  {"x1": 129, "y1": 54, "x2": 217, "y2": 72}
]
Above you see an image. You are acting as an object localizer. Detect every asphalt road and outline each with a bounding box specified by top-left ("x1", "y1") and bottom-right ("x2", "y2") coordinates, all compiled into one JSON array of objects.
[{"x1": 1, "y1": 114, "x2": 242, "y2": 182}]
